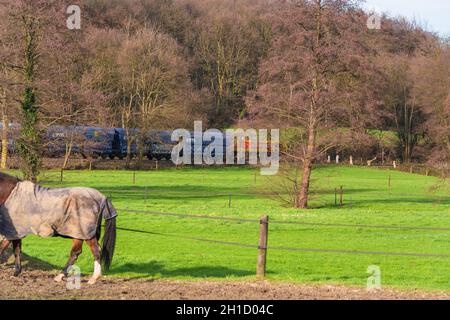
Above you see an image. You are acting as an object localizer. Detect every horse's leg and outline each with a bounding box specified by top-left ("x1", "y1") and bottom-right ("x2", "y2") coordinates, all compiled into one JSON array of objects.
[
  {"x1": 54, "y1": 239, "x2": 83, "y2": 282},
  {"x1": 86, "y1": 238, "x2": 101, "y2": 285},
  {"x1": 0, "y1": 240, "x2": 11, "y2": 264},
  {"x1": 12, "y1": 240, "x2": 22, "y2": 277}
]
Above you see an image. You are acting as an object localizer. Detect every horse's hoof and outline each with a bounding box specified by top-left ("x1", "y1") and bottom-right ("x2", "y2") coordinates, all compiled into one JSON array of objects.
[
  {"x1": 14, "y1": 267, "x2": 22, "y2": 277},
  {"x1": 87, "y1": 277, "x2": 99, "y2": 285},
  {"x1": 54, "y1": 274, "x2": 65, "y2": 282}
]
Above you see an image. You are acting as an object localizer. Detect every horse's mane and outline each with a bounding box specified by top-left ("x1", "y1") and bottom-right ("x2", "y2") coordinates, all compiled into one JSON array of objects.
[{"x1": 0, "y1": 172, "x2": 20, "y2": 206}]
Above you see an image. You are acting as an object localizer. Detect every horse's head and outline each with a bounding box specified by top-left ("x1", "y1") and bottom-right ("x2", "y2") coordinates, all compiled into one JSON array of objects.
[{"x1": 0, "y1": 173, "x2": 19, "y2": 206}]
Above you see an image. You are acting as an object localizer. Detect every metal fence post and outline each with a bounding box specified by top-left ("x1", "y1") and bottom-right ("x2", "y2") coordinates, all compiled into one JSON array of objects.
[{"x1": 257, "y1": 215, "x2": 269, "y2": 279}]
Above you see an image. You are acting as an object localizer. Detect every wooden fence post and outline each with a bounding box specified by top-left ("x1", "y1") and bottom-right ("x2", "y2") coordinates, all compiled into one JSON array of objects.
[
  {"x1": 340, "y1": 186, "x2": 343, "y2": 208},
  {"x1": 257, "y1": 215, "x2": 269, "y2": 279},
  {"x1": 228, "y1": 194, "x2": 232, "y2": 208},
  {"x1": 388, "y1": 175, "x2": 391, "y2": 190},
  {"x1": 60, "y1": 168, "x2": 64, "y2": 182},
  {"x1": 334, "y1": 188, "x2": 337, "y2": 207},
  {"x1": 133, "y1": 166, "x2": 136, "y2": 184}
]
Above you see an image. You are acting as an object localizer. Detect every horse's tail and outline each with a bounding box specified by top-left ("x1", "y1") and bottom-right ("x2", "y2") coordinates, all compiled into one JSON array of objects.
[{"x1": 99, "y1": 198, "x2": 117, "y2": 271}]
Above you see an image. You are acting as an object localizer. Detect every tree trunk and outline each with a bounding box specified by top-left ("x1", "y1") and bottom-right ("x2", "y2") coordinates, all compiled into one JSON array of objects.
[
  {"x1": 124, "y1": 127, "x2": 131, "y2": 168},
  {"x1": 298, "y1": 125, "x2": 316, "y2": 208},
  {"x1": 62, "y1": 139, "x2": 73, "y2": 170},
  {"x1": 297, "y1": 0, "x2": 322, "y2": 209},
  {"x1": 403, "y1": 141, "x2": 411, "y2": 163},
  {"x1": 137, "y1": 135, "x2": 145, "y2": 169},
  {"x1": 17, "y1": 15, "x2": 41, "y2": 182},
  {"x1": 1, "y1": 114, "x2": 8, "y2": 169}
]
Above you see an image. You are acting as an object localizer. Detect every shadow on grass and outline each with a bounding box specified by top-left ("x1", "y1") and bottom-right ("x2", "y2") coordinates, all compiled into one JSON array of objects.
[
  {"x1": 110, "y1": 260, "x2": 254, "y2": 279},
  {"x1": 2, "y1": 249, "x2": 58, "y2": 272},
  {"x1": 95, "y1": 185, "x2": 262, "y2": 202},
  {"x1": 3, "y1": 250, "x2": 255, "y2": 280},
  {"x1": 107, "y1": 226, "x2": 259, "y2": 279},
  {"x1": 99, "y1": 185, "x2": 381, "y2": 202}
]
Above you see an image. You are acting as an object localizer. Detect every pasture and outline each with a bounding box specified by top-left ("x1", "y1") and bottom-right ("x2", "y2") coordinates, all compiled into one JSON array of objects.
[{"x1": 6, "y1": 166, "x2": 450, "y2": 292}]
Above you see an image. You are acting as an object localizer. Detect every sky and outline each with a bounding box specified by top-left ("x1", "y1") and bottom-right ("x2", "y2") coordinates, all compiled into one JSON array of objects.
[{"x1": 363, "y1": 0, "x2": 450, "y2": 37}]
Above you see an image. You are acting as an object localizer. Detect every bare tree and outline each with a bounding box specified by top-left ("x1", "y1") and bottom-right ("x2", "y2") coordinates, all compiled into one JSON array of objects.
[
  {"x1": 411, "y1": 46, "x2": 450, "y2": 174},
  {"x1": 116, "y1": 28, "x2": 194, "y2": 164},
  {"x1": 1, "y1": 0, "x2": 76, "y2": 179},
  {"x1": 247, "y1": 0, "x2": 365, "y2": 208}
]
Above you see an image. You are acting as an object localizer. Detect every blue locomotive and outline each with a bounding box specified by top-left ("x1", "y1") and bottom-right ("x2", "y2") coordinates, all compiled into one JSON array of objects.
[
  {"x1": 2, "y1": 124, "x2": 226, "y2": 162},
  {"x1": 43, "y1": 125, "x2": 175, "y2": 160}
]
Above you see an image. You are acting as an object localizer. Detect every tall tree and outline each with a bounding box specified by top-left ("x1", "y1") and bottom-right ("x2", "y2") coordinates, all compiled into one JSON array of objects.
[
  {"x1": 1, "y1": 0, "x2": 70, "y2": 180},
  {"x1": 116, "y1": 28, "x2": 194, "y2": 163},
  {"x1": 411, "y1": 46, "x2": 450, "y2": 172},
  {"x1": 247, "y1": 0, "x2": 365, "y2": 208},
  {"x1": 16, "y1": 6, "x2": 42, "y2": 181},
  {"x1": 191, "y1": 14, "x2": 270, "y2": 127}
]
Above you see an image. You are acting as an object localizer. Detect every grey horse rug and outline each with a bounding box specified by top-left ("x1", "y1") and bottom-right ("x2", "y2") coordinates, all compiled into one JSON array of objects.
[{"x1": 0, "y1": 181, "x2": 117, "y2": 241}]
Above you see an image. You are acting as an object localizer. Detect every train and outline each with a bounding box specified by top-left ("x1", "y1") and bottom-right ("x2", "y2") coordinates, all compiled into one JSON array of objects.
[
  {"x1": 0, "y1": 124, "x2": 177, "y2": 160},
  {"x1": 44, "y1": 126, "x2": 176, "y2": 160},
  {"x1": 1, "y1": 124, "x2": 261, "y2": 162}
]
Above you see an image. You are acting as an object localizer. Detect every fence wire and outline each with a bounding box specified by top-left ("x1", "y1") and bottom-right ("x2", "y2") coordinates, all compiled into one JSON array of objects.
[
  {"x1": 267, "y1": 246, "x2": 450, "y2": 258},
  {"x1": 116, "y1": 227, "x2": 259, "y2": 249},
  {"x1": 119, "y1": 208, "x2": 450, "y2": 259},
  {"x1": 104, "y1": 189, "x2": 442, "y2": 199},
  {"x1": 123, "y1": 208, "x2": 260, "y2": 223},
  {"x1": 117, "y1": 226, "x2": 450, "y2": 259},
  {"x1": 122, "y1": 208, "x2": 450, "y2": 232},
  {"x1": 269, "y1": 220, "x2": 450, "y2": 232}
]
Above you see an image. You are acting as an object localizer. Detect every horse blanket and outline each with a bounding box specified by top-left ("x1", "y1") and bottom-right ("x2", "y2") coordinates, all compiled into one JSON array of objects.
[{"x1": 0, "y1": 181, "x2": 117, "y2": 241}]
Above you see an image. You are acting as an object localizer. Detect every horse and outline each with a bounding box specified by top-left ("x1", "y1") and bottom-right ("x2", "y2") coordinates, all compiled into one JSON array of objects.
[{"x1": 0, "y1": 172, "x2": 117, "y2": 285}]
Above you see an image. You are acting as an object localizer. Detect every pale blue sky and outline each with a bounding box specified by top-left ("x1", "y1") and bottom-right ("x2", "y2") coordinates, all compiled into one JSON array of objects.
[{"x1": 363, "y1": 0, "x2": 450, "y2": 37}]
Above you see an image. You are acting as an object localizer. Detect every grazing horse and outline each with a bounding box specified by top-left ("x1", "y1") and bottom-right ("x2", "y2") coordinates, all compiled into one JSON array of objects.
[{"x1": 0, "y1": 172, "x2": 117, "y2": 285}]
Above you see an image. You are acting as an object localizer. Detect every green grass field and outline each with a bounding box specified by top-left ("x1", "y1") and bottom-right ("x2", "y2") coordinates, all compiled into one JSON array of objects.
[{"x1": 7, "y1": 165, "x2": 450, "y2": 291}]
